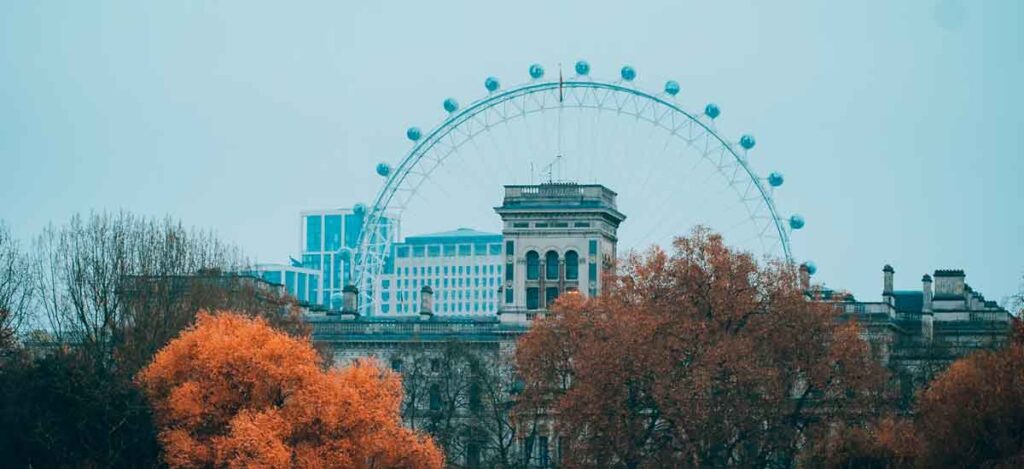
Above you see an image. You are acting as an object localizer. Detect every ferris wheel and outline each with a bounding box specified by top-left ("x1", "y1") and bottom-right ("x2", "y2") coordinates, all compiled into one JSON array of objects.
[{"x1": 355, "y1": 60, "x2": 813, "y2": 315}]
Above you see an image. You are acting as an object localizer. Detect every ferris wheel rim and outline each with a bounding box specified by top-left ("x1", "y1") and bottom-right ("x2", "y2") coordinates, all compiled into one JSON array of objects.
[{"x1": 355, "y1": 75, "x2": 795, "y2": 312}]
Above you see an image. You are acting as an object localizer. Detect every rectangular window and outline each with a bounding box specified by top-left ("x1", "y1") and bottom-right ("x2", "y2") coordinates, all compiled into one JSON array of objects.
[
  {"x1": 428, "y1": 245, "x2": 441, "y2": 257},
  {"x1": 285, "y1": 271, "x2": 296, "y2": 293},
  {"x1": 546, "y1": 287, "x2": 559, "y2": 307},
  {"x1": 302, "y1": 254, "x2": 322, "y2": 270},
  {"x1": 505, "y1": 288, "x2": 514, "y2": 304},
  {"x1": 538, "y1": 436, "x2": 549, "y2": 467},
  {"x1": 261, "y1": 270, "x2": 282, "y2": 285},
  {"x1": 535, "y1": 222, "x2": 549, "y2": 228},
  {"x1": 513, "y1": 222, "x2": 529, "y2": 228},
  {"x1": 298, "y1": 273, "x2": 307, "y2": 302},
  {"x1": 505, "y1": 240, "x2": 514, "y2": 256},
  {"x1": 333, "y1": 255, "x2": 343, "y2": 289},
  {"x1": 474, "y1": 243, "x2": 488, "y2": 255},
  {"x1": 489, "y1": 244, "x2": 501, "y2": 255},
  {"x1": 324, "y1": 215, "x2": 342, "y2": 251},
  {"x1": 526, "y1": 288, "x2": 540, "y2": 310},
  {"x1": 444, "y1": 244, "x2": 456, "y2": 257},
  {"x1": 397, "y1": 246, "x2": 410, "y2": 258},
  {"x1": 552, "y1": 222, "x2": 568, "y2": 228},
  {"x1": 413, "y1": 246, "x2": 425, "y2": 257},
  {"x1": 506, "y1": 262, "x2": 514, "y2": 281},
  {"x1": 343, "y1": 213, "x2": 362, "y2": 249},
  {"x1": 574, "y1": 222, "x2": 591, "y2": 228},
  {"x1": 589, "y1": 262, "x2": 598, "y2": 281},
  {"x1": 458, "y1": 245, "x2": 471, "y2": 256},
  {"x1": 305, "y1": 215, "x2": 322, "y2": 252},
  {"x1": 589, "y1": 239, "x2": 598, "y2": 255}
]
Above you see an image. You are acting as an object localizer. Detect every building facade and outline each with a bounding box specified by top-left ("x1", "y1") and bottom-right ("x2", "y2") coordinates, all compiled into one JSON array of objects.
[
  {"x1": 495, "y1": 183, "x2": 625, "y2": 322},
  {"x1": 374, "y1": 228, "x2": 504, "y2": 316},
  {"x1": 299, "y1": 206, "x2": 398, "y2": 307},
  {"x1": 251, "y1": 263, "x2": 321, "y2": 306}
]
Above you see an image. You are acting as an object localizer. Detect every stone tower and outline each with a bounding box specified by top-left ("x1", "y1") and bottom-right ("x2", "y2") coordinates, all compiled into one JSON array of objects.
[{"x1": 494, "y1": 183, "x2": 626, "y2": 323}]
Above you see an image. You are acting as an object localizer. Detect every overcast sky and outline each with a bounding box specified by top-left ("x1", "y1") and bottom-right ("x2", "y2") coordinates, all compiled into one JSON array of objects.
[{"x1": 1, "y1": 0, "x2": 1021, "y2": 303}]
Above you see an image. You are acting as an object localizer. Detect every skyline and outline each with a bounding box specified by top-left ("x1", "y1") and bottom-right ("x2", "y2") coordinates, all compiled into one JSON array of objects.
[{"x1": 1, "y1": 0, "x2": 1022, "y2": 303}]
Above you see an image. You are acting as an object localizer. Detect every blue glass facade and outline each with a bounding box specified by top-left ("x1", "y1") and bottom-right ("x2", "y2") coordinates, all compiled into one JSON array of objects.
[
  {"x1": 300, "y1": 208, "x2": 397, "y2": 307},
  {"x1": 254, "y1": 264, "x2": 320, "y2": 305}
]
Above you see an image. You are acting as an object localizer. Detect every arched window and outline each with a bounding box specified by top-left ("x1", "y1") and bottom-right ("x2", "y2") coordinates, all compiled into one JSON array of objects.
[
  {"x1": 526, "y1": 251, "x2": 540, "y2": 280},
  {"x1": 545, "y1": 250, "x2": 559, "y2": 280},
  {"x1": 564, "y1": 250, "x2": 579, "y2": 280}
]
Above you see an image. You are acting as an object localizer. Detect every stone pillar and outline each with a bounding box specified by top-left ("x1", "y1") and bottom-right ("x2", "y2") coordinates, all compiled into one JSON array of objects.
[
  {"x1": 341, "y1": 284, "x2": 359, "y2": 318},
  {"x1": 922, "y1": 274, "x2": 934, "y2": 342},
  {"x1": 419, "y1": 285, "x2": 434, "y2": 321}
]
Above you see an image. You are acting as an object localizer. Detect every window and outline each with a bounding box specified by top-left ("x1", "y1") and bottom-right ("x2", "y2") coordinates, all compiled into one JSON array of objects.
[
  {"x1": 551, "y1": 222, "x2": 568, "y2": 228},
  {"x1": 527, "y1": 287, "x2": 540, "y2": 310},
  {"x1": 545, "y1": 251, "x2": 559, "y2": 280},
  {"x1": 466, "y1": 442, "x2": 481, "y2": 469},
  {"x1": 505, "y1": 240, "x2": 514, "y2": 256},
  {"x1": 546, "y1": 287, "x2": 559, "y2": 307},
  {"x1": 261, "y1": 270, "x2": 282, "y2": 285},
  {"x1": 535, "y1": 222, "x2": 549, "y2": 228},
  {"x1": 285, "y1": 271, "x2": 296, "y2": 292},
  {"x1": 413, "y1": 246, "x2": 425, "y2": 257},
  {"x1": 469, "y1": 382, "x2": 482, "y2": 412},
  {"x1": 429, "y1": 384, "x2": 441, "y2": 411},
  {"x1": 428, "y1": 245, "x2": 440, "y2": 257},
  {"x1": 474, "y1": 243, "x2": 488, "y2": 255},
  {"x1": 506, "y1": 288, "x2": 514, "y2": 304},
  {"x1": 344, "y1": 213, "x2": 362, "y2": 249},
  {"x1": 513, "y1": 222, "x2": 529, "y2": 228},
  {"x1": 302, "y1": 254, "x2": 321, "y2": 270},
  {"x1": 397, "y1": 246, "x2": 410, "y2": 258},
  {"x1": 298, "y1": 273, "x2": 307, "y2": 301},
  {"x1": 565, "y1": 250, "x2": 579, "y2": 280},
  {"x1": 506, "y1": 262, "x2": 514, "y2": 281},
  {"x1": 430, "y1": 359, "x2": 441, "y2": 372},
  {"x1": 444, "y1": 245, "x2": 456, "y2": 257},
  {"x1": 539, "y1": 436, "x2": 549, "y2": 467},
  {"x1": 324, "y1": 215, "x2": 342, "y2": 251},
  {"x1": 489, "y1": 244, "x2": 501, "y2": 255},
  {"x1": 589, "y1": 263, "x2": 598, "y2": 281},
  {"x1": 588, "y1": 239, "x2": 598, "y2": 256},
  {"x1": 526, "y1": 251, "x2": 540, "y2": 280},
  {"x1": 458, "y1": 245, "x2": 471, "y2": 256},
  {"x1": 391, "y1": 359, "x2": 403, "y2": 372},
  {"x1": 574, "y1": 222, "x2": 591, "y2": 228},
  {"x1": 305, "y1": 215, "x2": 322, "y2": 252}
]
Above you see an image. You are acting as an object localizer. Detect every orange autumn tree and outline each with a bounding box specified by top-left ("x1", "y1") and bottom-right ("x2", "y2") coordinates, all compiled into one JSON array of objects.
[
  {"x1": 137, "y1": 311, "x2": 442, "y2": 468},
  {"x1": 516, "y1": 228, "x2": 888, "y2": 468}
]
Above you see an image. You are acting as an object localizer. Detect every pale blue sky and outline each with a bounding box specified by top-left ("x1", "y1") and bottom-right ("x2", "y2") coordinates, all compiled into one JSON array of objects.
[{"x1": 1, "y1": 1, "x2": 1021, "y2": 303}]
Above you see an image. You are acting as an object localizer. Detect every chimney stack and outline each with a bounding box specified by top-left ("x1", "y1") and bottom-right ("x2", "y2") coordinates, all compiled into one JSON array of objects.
[
  {"x1": 882, "y1": 265, "x2": 894, "y2": 295},
  {"x1": 419, "y1": 285, "x2": 434, "y2": 321},
  {"x1": 922, "y1": 274, "x2": 933, "y2": 312},
  {"x1": 341, "y1": 284, "x2": 359, "y2": 318}
]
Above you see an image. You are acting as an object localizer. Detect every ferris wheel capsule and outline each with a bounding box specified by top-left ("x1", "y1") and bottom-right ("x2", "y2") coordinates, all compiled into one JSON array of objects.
[
  {"x1": 529, "y1": 64, "x2": 544, "y2": 79},
  {"x1": 575, "y1": 60, "x2": 590, "y2": 76},
  {"x1": 443, "y1": 98, "x2": 459, "y2": 113},
  {"x1": 739, "y1": 134, "x2": 756, "y2": 150},
  {"x1": 705, "y1": 103, "x2": 721, "y2": 119},
  {"x1": 664, "y1": 80, "x2": 680, "y2": 96},
  {"x1": 620, "y1": 65, "x2": 636, "y2": 81},
  {"x1": 768, "y1": 172, "x2": 784, "y2": 187},
  {"x1": 803, "y1": 261, "x2": 817, "y2": 275},
  {"x1": 789, "y1": 215, "x2": 805, "y2": 230},
  {"x1": 484, "y1": 76, "x2": 500, "y2": 92},
  {"x1": 376, "y1": 162, "x2": 391, "y2": 177},
  {"x1": 406, "y1": 127, "x2": 422, "y2": 141}
]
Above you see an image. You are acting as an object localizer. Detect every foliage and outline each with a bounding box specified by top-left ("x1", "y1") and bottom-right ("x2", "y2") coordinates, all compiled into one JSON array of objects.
[
  {"x1": 0, "y1": 222, "x2": 32, "y2": 353},
  {"x1": 392, "y1": 340, "x2": 525, "y2": 468},
  {"x1": 0, "y1": 212, "x2": 310, "y2": 467},
  {"x1": 516, "y1": 227, "x2": 888, "y2": 468},
  {"x1": 804, "y1": 326, "x2": 1024, "y2": 468},
  {"x1": 0, "y1": 348, "x2": 160, "y2": 467},
  {"x1": 137, "y1": 311, "x2": 443, "y2": 468}
]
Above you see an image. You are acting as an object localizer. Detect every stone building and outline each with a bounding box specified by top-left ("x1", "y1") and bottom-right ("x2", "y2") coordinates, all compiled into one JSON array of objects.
[{"x1": 306, "y1": 182, "x2": 1013, "y2": 467}]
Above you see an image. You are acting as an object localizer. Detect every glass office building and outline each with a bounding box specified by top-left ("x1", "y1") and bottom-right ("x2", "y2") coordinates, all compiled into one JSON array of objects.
[
  {"x1": 300, "y1": 207, "x2": 398, "y2": 307},
  {"x1": 252, "y1": 263, "x2": 321, "y2": 305},
  {"x1": 375, "y1": 228, "x2": 504, "y2": 316}
]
